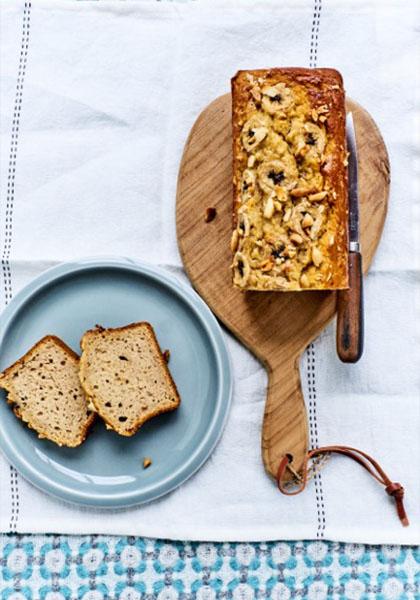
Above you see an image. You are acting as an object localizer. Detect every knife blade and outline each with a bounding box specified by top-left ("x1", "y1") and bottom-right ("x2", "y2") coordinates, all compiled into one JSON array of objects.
[
  {"x1": 336, "y1": 112, "x2": 364, "y2": 363},
  {"x1": 346, "y1": 112, "x2": 360, "y2": 249}
]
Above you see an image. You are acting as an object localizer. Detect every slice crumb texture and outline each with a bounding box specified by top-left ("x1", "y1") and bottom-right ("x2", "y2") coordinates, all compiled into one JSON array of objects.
[
  {"x1": 79, "y1": 322, "x2": 181, "y2": 436},
  {"x1": 0, "y1": 336, "x2": 94, "y2": 447}
]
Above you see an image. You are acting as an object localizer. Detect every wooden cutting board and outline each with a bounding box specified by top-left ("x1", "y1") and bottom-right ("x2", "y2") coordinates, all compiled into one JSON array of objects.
[{"x1": 176, "y1": 94, "x2": 389, "y2": 481}]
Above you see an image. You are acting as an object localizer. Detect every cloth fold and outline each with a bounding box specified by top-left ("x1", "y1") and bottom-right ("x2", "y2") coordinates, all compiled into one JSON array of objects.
[{"x1": 0, "y1": 0, "x2": 419, "y2": 544}]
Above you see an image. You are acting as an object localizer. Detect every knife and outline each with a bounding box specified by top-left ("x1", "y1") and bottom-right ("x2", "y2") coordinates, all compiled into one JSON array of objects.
[{"x1": 336, "y1": 112, "x2": 364, "y2": 363}]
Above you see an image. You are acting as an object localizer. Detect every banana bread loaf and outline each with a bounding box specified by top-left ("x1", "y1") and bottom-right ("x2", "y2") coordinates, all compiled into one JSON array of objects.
[{"x1": 231, "y1": 68, "x2": 349, "y2": 291}]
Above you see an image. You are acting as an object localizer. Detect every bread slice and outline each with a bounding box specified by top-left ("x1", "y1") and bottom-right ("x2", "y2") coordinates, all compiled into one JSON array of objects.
[
  {"x1": 79, "y1": 323, "x2": 180, "y2": 436},
  {"x1": 0, "y1": 336, "x2": 95, "y2": 447}
]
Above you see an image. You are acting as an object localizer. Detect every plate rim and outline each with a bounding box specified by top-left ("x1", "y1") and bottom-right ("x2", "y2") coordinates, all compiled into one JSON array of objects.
[{"x1": 0, "y1": 257, "x2": 233, "y2": 508}]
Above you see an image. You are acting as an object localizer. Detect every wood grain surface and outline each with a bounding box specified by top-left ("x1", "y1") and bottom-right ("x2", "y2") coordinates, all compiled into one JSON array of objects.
[{"x1": 176, "y1": 94, "x2": 389, "y2": 481}]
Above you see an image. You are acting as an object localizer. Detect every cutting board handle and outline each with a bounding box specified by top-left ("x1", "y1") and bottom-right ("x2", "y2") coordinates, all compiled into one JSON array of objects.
[{"x1": 261, "y1": 355, "x2": 308, "y2": 481}]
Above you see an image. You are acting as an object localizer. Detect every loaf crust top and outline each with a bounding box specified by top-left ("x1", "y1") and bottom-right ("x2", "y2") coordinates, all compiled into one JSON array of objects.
[{"x1": 231, "y1": 68, "x2": 348, "y2": 291}]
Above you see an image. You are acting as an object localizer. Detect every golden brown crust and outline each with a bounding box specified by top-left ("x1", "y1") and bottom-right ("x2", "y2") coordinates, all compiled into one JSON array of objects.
[
  {"x1": 0, "y1": 336, "x2": 95, "y2": 447},
  {"x1": 79, "y1": 322, "x2": 181, "y2": 436},
  {"x1": 231, "y1": 67, "x2": 348, "y2": 291}
]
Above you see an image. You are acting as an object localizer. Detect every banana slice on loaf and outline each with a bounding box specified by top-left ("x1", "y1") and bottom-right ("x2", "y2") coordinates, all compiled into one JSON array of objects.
[
  {"x1": 0, "y1": 336, "x2": 95, "y2": 447},
  {"x1": 79, "y1": 323, "x2": 180, "y2": 436}
]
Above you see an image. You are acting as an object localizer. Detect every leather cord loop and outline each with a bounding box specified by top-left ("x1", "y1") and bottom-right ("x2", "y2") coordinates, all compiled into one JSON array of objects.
[{"x1": 277, "y1": 446, "x2": 409, "y2": 527}]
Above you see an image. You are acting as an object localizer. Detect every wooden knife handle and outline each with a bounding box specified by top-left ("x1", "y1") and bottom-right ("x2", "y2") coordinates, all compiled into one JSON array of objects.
[{"x1": 336, "y1": 251, "x2": 364, "y2": 363}]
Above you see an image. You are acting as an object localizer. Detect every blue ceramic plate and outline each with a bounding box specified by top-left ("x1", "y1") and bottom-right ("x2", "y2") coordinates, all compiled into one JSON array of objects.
[{"x1": 0, "y1": 258, "x2": 232, "y2": 507}]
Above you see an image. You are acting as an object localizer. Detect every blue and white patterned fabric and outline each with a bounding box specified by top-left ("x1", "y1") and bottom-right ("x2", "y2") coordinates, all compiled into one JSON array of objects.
[{"x1": 1, "y1": 535, "x2": 419, "y2": 599}]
